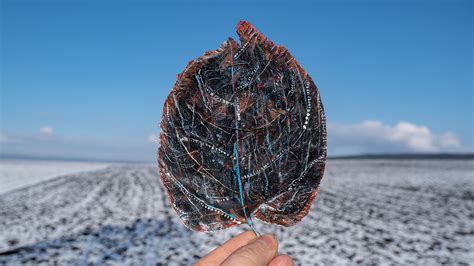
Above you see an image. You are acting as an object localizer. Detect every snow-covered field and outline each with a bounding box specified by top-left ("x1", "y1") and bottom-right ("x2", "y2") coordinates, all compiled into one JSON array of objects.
[
  {"x1": 0, "y1": 159, "x2": 109, "y2": 195},
  {"x1": 0, "y1": 159, "x2": 472, "y2": 265}
]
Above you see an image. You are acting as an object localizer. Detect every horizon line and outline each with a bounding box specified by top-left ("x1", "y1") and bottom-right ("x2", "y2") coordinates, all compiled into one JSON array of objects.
[{"x1": 1, "y1": 152, "x2": 473, "y2": 164}]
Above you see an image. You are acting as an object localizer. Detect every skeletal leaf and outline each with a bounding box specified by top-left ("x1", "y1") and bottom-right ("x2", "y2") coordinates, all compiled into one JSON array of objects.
[{"x1": 158, "y1": 21, "x2": 327, "y2": 232}]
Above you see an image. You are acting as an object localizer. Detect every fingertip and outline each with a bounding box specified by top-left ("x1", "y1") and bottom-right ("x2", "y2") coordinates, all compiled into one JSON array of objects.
[
  {"x1": 196, "y1": 230, "x2": 257, "y2": 265},
  {"x1": 237, "y1": 230, "x2": 258, "y2": 242},
  {"x1": 257, "y1": 234, "x2": 278, "y2": 250},
  {"x1": 241, "y1": 230, "x2": 258, "y2": 238},
  {"x1": 221, "y1": 231, "x2": 258, "y2": 253},
  {"x1": 222, "y1": 234, "x2": 279, "y2": 266},
  {"x1": 269, "y1": 255, "x2": 294, "y2": 266}
]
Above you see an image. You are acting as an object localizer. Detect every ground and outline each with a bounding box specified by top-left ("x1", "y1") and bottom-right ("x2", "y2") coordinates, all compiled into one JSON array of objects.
[{"x1": 0, "y1": 159, "x2": 473, "y2": 265}]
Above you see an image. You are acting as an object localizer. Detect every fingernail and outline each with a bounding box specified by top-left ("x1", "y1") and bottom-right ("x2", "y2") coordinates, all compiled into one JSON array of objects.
[{"x1": 258, "y1": 234, "x2": 278, "y2": 249}]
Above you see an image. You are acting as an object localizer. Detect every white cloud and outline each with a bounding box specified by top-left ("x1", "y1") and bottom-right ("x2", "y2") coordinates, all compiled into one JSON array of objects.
[
  {"x1": 438, "y1": 132, "x2": 461, "y2": 148},
  {"x1": 328, "y1": 120, "x2": 463, "y2": 154},
  {"x1": 148, "y1": 134, "x2": 160, "y2": 144},
  {"x1": 39, "y1": 126, "x2": 53, "y2": 136}
]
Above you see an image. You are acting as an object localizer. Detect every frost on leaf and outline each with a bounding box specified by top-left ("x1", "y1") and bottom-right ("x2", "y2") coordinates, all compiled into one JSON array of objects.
[{"x1": 158, "y1": 21, "x2": 327, "y2": 232}]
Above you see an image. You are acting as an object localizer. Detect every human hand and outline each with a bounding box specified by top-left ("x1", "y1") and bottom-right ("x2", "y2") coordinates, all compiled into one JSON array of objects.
[{"x1": 194, "y1": 231, "x2": 294, "y2": 266}]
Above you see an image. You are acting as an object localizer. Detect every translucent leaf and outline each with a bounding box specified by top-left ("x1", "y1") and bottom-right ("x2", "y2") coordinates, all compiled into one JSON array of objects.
[{"x1": 158, "y1": 21, "x2": 327, "y2": 232}]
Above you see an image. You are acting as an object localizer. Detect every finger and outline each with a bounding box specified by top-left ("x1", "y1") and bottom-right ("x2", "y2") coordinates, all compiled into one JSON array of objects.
[
  {"x1": 221, "y1": 234, "x2": 278, "y2": 266},
  {"x1": 269, "y1": 255, "x2": 294, "y2": 266},
  {"x1": 194, "y1": 231, "x2": 257, "y2": 266}
]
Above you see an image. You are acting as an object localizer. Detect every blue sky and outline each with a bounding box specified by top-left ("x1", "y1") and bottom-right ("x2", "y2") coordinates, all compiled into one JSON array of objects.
[{"x1": 1, "y1": 0, "x2": 472, "y2": 162}]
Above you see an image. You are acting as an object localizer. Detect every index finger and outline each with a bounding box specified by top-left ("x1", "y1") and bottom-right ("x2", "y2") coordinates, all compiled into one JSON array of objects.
[{"x1": 194, "y1": 231, "x2": 257, "y2": 266}]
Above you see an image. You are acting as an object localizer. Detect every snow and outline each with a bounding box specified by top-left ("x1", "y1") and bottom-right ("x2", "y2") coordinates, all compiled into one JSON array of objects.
[
  {"x1": 0, "y1": 159, "x2": 472, "y2": 265},
  {"x1": 0, "y1": 159, "x2": 109, "y2": 195}
]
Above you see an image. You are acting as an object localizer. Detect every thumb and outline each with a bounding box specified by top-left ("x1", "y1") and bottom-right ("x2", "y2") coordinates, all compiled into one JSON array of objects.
[{"x1": 221, "y1": 234, "x2": 278, "y2": 266}]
